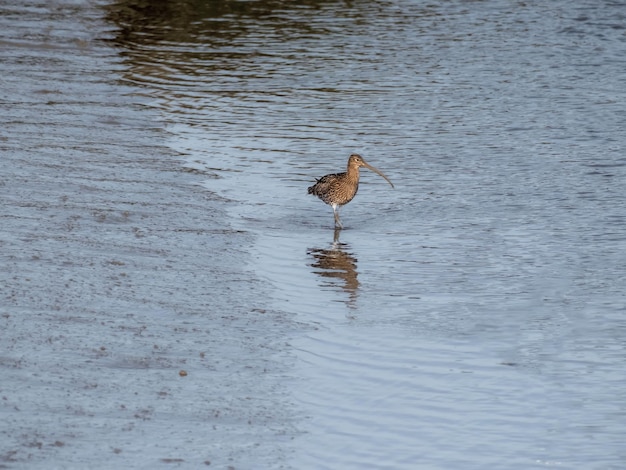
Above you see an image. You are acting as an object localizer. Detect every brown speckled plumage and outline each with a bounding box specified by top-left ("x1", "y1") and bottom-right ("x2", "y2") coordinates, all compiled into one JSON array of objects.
[{"x1": 308, "y1": 154, "x2": 394, "y2": 228}]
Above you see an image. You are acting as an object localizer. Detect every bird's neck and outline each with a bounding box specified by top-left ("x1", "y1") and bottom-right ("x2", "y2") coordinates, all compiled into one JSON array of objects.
[{"x1": 345, "y1": 165, "x2": 360, "y2": 182}]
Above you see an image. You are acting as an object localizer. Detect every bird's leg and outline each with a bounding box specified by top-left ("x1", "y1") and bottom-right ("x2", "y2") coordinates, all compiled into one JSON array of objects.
[{"x1": 332, "y1": 204, "x2": 343, "y2": 229}]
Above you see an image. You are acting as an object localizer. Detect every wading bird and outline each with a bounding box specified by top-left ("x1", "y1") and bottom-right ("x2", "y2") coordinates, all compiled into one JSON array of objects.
[{"x1": 308, "y1": 153, "x2": 394, "y2": 229}]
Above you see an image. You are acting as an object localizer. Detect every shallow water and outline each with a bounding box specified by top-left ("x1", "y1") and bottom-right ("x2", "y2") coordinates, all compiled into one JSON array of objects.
[
  {"x1": 108, "y1": 0, "x2": 626, "y2": 467},
  {"x1": 2, "y1": 0, "x2": 626, "y2": 468}
]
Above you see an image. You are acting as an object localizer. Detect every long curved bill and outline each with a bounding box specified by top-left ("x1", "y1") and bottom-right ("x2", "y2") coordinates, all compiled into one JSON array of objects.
[{"x1": 362, "y1": 162, "x2": 394, "y2": 188}]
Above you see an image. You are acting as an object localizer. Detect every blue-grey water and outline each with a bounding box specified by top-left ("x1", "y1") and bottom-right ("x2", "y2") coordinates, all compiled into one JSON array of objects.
[{"x1": 1, "y1": 0, "x2": 625, "y2": 469}]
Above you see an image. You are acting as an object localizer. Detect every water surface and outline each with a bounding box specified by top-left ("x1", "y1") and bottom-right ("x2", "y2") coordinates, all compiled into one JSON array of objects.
[
  {"x1": 2, "y1": 0, "x2": 625, "y2": 468},
  {"x1": 107, "y1": 1, "x2": 626, "y2": 468}
]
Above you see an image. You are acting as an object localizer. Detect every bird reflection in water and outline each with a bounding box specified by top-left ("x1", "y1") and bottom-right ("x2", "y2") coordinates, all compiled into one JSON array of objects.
[{"x1": 307, "y1": 228, "x2": 359, "y2": 309}]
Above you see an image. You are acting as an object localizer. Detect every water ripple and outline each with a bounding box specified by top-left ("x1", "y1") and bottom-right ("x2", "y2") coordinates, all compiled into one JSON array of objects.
[{"x1": 103, "y1": 0, "x2": 626, "y2": 468}]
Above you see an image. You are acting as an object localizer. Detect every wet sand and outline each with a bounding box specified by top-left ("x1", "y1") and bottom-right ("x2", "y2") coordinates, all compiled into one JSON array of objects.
[{"x1": 1, "y1": 2, "x2": 296, "y2": 468}]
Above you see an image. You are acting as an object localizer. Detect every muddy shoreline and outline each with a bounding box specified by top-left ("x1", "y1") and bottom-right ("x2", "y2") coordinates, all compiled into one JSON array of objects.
[{"x1": 1, "y1": 2, "x2": 297, "y2": 468}]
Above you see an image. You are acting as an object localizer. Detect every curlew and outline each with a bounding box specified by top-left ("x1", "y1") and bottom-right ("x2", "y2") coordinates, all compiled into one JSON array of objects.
[{"x1": 308, "y1": 153, "x2": 394, "y2": 229}]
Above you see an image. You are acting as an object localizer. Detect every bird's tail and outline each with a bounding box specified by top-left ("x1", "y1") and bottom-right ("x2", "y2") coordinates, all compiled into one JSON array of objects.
[{"x1": 307, "y1": 178, "x2": 321, "y2": 195}]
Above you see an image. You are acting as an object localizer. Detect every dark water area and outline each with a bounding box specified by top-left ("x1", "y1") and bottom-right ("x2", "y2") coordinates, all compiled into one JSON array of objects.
[{"x1": 2, "y1": 0, "x2": 626, "y2": 468}]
